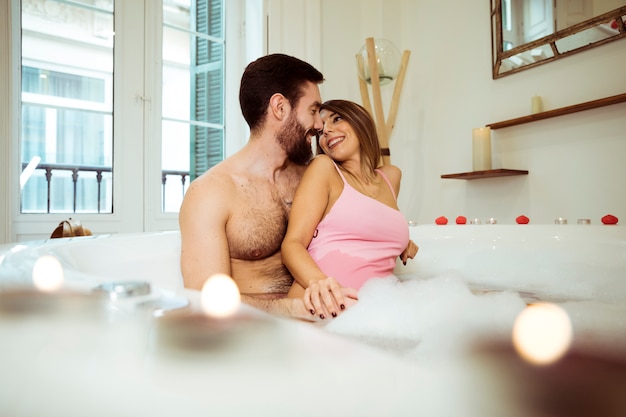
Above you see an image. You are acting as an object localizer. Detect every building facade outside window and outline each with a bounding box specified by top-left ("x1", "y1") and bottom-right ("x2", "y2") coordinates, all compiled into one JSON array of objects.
[{"x1": 19, "y1": 0, "x2": 224, "y2": 215}]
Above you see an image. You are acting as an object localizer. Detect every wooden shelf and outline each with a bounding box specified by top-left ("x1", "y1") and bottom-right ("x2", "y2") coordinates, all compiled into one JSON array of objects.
[
  {"x1": 441, "y1": 169, "x2": 529, "y2": 180},
  {"x1": 486, "y1": 93, "x2": 626, "y2": 130},
  {"x1": 441, "y1": 93, "x2": 624, "y2": 180}
]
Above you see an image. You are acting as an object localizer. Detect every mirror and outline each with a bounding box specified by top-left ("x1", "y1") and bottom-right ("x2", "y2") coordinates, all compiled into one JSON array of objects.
[{"x1": 491, "y1": 0, "x2": 626, "y2": 79}]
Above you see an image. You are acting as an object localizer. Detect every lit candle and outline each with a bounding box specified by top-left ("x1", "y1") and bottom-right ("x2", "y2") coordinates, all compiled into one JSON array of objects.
[
  {"x1": 153, "y1": 274, "x2": 276, "y2": 353},
  {"x1": 531, "y1": 95, "x2": 543, "y2": 114},
  {"x1": 472, "y1": 127, "x2": 492, "y2": 171}
]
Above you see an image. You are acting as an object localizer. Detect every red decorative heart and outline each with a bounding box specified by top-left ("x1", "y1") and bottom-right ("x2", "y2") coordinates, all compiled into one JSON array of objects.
[{"x1": 601, "y1": 214, "x2": 618, "y2": 225}]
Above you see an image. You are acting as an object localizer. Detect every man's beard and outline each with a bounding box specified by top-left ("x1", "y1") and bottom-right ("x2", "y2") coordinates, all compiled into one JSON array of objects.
[{"x1": 276, "y1": 113, "x2": 314, "y2": 166}]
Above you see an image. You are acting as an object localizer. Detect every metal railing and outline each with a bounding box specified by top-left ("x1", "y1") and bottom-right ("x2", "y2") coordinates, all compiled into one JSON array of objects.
[
  {"x1": 21, "y1": 162, "x2": 189, "y2": 214},
  {"x1": 161, "y1": 170, "x2": 189, "y2": 212}
]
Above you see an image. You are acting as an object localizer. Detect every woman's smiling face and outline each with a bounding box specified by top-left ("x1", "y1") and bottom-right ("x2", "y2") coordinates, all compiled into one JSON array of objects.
[{"x1": 319, "y1": 110, "x2": 360, "y2": 160}]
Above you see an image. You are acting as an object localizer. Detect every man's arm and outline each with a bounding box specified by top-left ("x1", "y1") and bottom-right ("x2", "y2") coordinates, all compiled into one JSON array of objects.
[{"x1": 179, "y1": 175, "x2": 232, "y2": 291}]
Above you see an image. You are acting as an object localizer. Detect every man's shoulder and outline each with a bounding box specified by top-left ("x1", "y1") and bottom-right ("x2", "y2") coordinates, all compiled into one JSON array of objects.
[{"x1": 184, "y1": 162, "x2": 239, "y2": 205}]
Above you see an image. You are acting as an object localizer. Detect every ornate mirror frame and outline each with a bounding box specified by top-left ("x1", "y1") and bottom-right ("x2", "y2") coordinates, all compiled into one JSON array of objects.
[{"x1": 491, "y1": 1, "x2": 626, "y2": 79}]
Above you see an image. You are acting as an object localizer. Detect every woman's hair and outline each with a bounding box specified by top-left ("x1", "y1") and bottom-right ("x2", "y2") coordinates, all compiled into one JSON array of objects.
[
  {"x1": 319, "y1": 100, "x2": 382, "y2": 178},
  {"x1": 239, "y1": 54, "x2": 324, "y2": 133}
]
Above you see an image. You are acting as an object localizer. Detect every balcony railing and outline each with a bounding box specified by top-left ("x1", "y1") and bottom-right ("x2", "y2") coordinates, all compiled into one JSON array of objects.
[
  {"x1": 21, "y1": 162, "x2": 189, "y2": 214},
  {"x1": 161, "y1": 169, "x2": 189, "y2": 212}
]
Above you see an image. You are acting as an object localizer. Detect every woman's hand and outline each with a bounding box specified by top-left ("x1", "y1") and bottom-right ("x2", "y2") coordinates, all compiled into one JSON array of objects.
[
  {"x1": 399, "y1": 239, "x2": 419, "y2": 265},
  {"x1": 303, "y1": 277, "x2": 358, "y2": 320}
]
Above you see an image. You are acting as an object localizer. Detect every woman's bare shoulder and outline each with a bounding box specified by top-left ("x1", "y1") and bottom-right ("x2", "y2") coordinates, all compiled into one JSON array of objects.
[
  {"x1": 311, "y1": 153, "x2": 335, "y2": 167},
  {"x1": 304, "y1": 154, "x2": 336, "y2": 174},
  {"x1": 379, "y1": 163, "x2": 402, "y2": 180}
]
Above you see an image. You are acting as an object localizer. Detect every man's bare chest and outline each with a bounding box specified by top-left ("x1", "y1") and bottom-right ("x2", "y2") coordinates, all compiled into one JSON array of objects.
[{"x1": 226, "y1": 182, "x2": 293, "y2": 261}]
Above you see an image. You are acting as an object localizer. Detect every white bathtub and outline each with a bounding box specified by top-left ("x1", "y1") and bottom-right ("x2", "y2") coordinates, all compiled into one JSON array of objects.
[
  {"x1": 396, "y1": 224, "x2": 626, "y2": 303},
  {"x1": 3, "y1": 224, "x2": 624, "y2": 301},
  {"x1": 0, "y1": 225, "x2": 625, "y2": 417}
]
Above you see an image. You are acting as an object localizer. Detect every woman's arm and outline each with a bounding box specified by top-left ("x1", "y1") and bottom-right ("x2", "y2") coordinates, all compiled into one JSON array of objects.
[
  {"x1": 282, "y1": 155, "x2": 356, "y2": 318},
  {"x1": 282, "y1": 156, "x2": 331, "y2": 285},
  {"x1": 179, "y1": 174, "x2": 233, "y2": 291}
]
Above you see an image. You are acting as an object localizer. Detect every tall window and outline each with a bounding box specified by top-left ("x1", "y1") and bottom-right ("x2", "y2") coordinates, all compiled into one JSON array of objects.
[
  {"x1": 20, "y1": 0, "x2": 114, "y2": 213},
  {"x1": 19, "y1": 0, "x2": 225, "y2": 215},
  {"x1": 161, "y1": 0, "x2": 224, "y2": 212}
]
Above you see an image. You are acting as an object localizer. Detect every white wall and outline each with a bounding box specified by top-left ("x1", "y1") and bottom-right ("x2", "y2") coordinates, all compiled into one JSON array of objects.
[{"x1": 317, "y1": 0, "x2": 626, "y2": 225}]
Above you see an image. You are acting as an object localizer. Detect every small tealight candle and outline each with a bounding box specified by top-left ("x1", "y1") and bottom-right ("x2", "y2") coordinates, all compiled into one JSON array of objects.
[
  {"x1": 472, "y1": 127, "x2": 492, "y2": 171},
  {"x1": 154, "y1": 274, "x2": 275, "y2": 353}
]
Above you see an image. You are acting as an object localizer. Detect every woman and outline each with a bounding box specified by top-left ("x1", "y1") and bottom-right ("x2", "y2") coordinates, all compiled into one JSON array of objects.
[{"x1": 281, "y1": 100, "x2": 418, "y2": 320}]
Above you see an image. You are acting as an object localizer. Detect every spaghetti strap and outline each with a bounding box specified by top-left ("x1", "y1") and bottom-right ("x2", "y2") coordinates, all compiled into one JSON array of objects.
[
  {"x1": 376, "y1": 169, "x2": 397, "y2": 201},
  {"x1": 331, "y1": 161, "x2": 347, "y2": 184},
  {"x1": 333, "y1": 161, "x2": 396, "y2": 200}
]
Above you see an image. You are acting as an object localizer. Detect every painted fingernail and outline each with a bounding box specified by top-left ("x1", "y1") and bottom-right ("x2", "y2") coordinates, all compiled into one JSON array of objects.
[
  {"x1": 340, "y1": 304, "x2": 345, "y2": 310},
  {"x1": 403, "y1": 261, "x2": 407, "y2": 265},
  {"x1": 319, "y1": 314, "x2": 325, "y2": 320},
  {"x1": 310, "y1": 309, "x2": 315, "y2": 315},
  {"x1": 331, "y1": 312, "x2": 337, "y2": 317}
]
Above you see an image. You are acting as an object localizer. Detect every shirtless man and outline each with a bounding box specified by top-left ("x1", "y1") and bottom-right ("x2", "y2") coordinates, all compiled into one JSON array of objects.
[{"x1": 179, "y1": 54, "x2": 349, "y2": 320}]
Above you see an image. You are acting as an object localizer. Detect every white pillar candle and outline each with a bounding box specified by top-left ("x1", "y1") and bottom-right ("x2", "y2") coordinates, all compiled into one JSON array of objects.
[
  {"x1": 472, "y1": 127, "x2": 492, "y2": 171},
  {"x1": 531, "y1": 95, "x2": 543, "y2": 114}
]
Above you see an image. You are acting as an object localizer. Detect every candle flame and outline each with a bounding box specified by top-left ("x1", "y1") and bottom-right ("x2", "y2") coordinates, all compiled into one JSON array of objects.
[
  {"x1": 32, "y1": 255, "x2": 64, "y2": 292},
  {"x1": 512, "y1": 302, "x2": 573, "y2": 365},
  {"x1": 201, "y1": 274, "x2": 241, "y2": 318}
]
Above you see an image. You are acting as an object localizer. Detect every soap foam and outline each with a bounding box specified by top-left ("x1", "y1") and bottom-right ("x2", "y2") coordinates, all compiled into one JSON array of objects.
[{"x1": 325, "y1": 274, "x2": 527, "y2": 360}]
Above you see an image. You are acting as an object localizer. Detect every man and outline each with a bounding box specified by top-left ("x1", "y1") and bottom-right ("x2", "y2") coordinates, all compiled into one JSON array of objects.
[{"x1": 179, "y1": 54, "x2": 345, "y2": 320}]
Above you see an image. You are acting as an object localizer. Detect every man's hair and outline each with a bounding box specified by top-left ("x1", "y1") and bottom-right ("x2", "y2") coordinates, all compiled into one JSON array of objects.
[
  {"x1": 319, "y1": 100, "x2": 382, "y2": 177},
  {"x1": 239, "y1": 54, "x2": 324, "y2": 132}
]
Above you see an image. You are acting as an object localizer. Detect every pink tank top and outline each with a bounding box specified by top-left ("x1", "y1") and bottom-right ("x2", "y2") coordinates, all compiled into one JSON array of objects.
[{"x1": 307, "y1": 163, "x2": 409, "y2": 290}]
